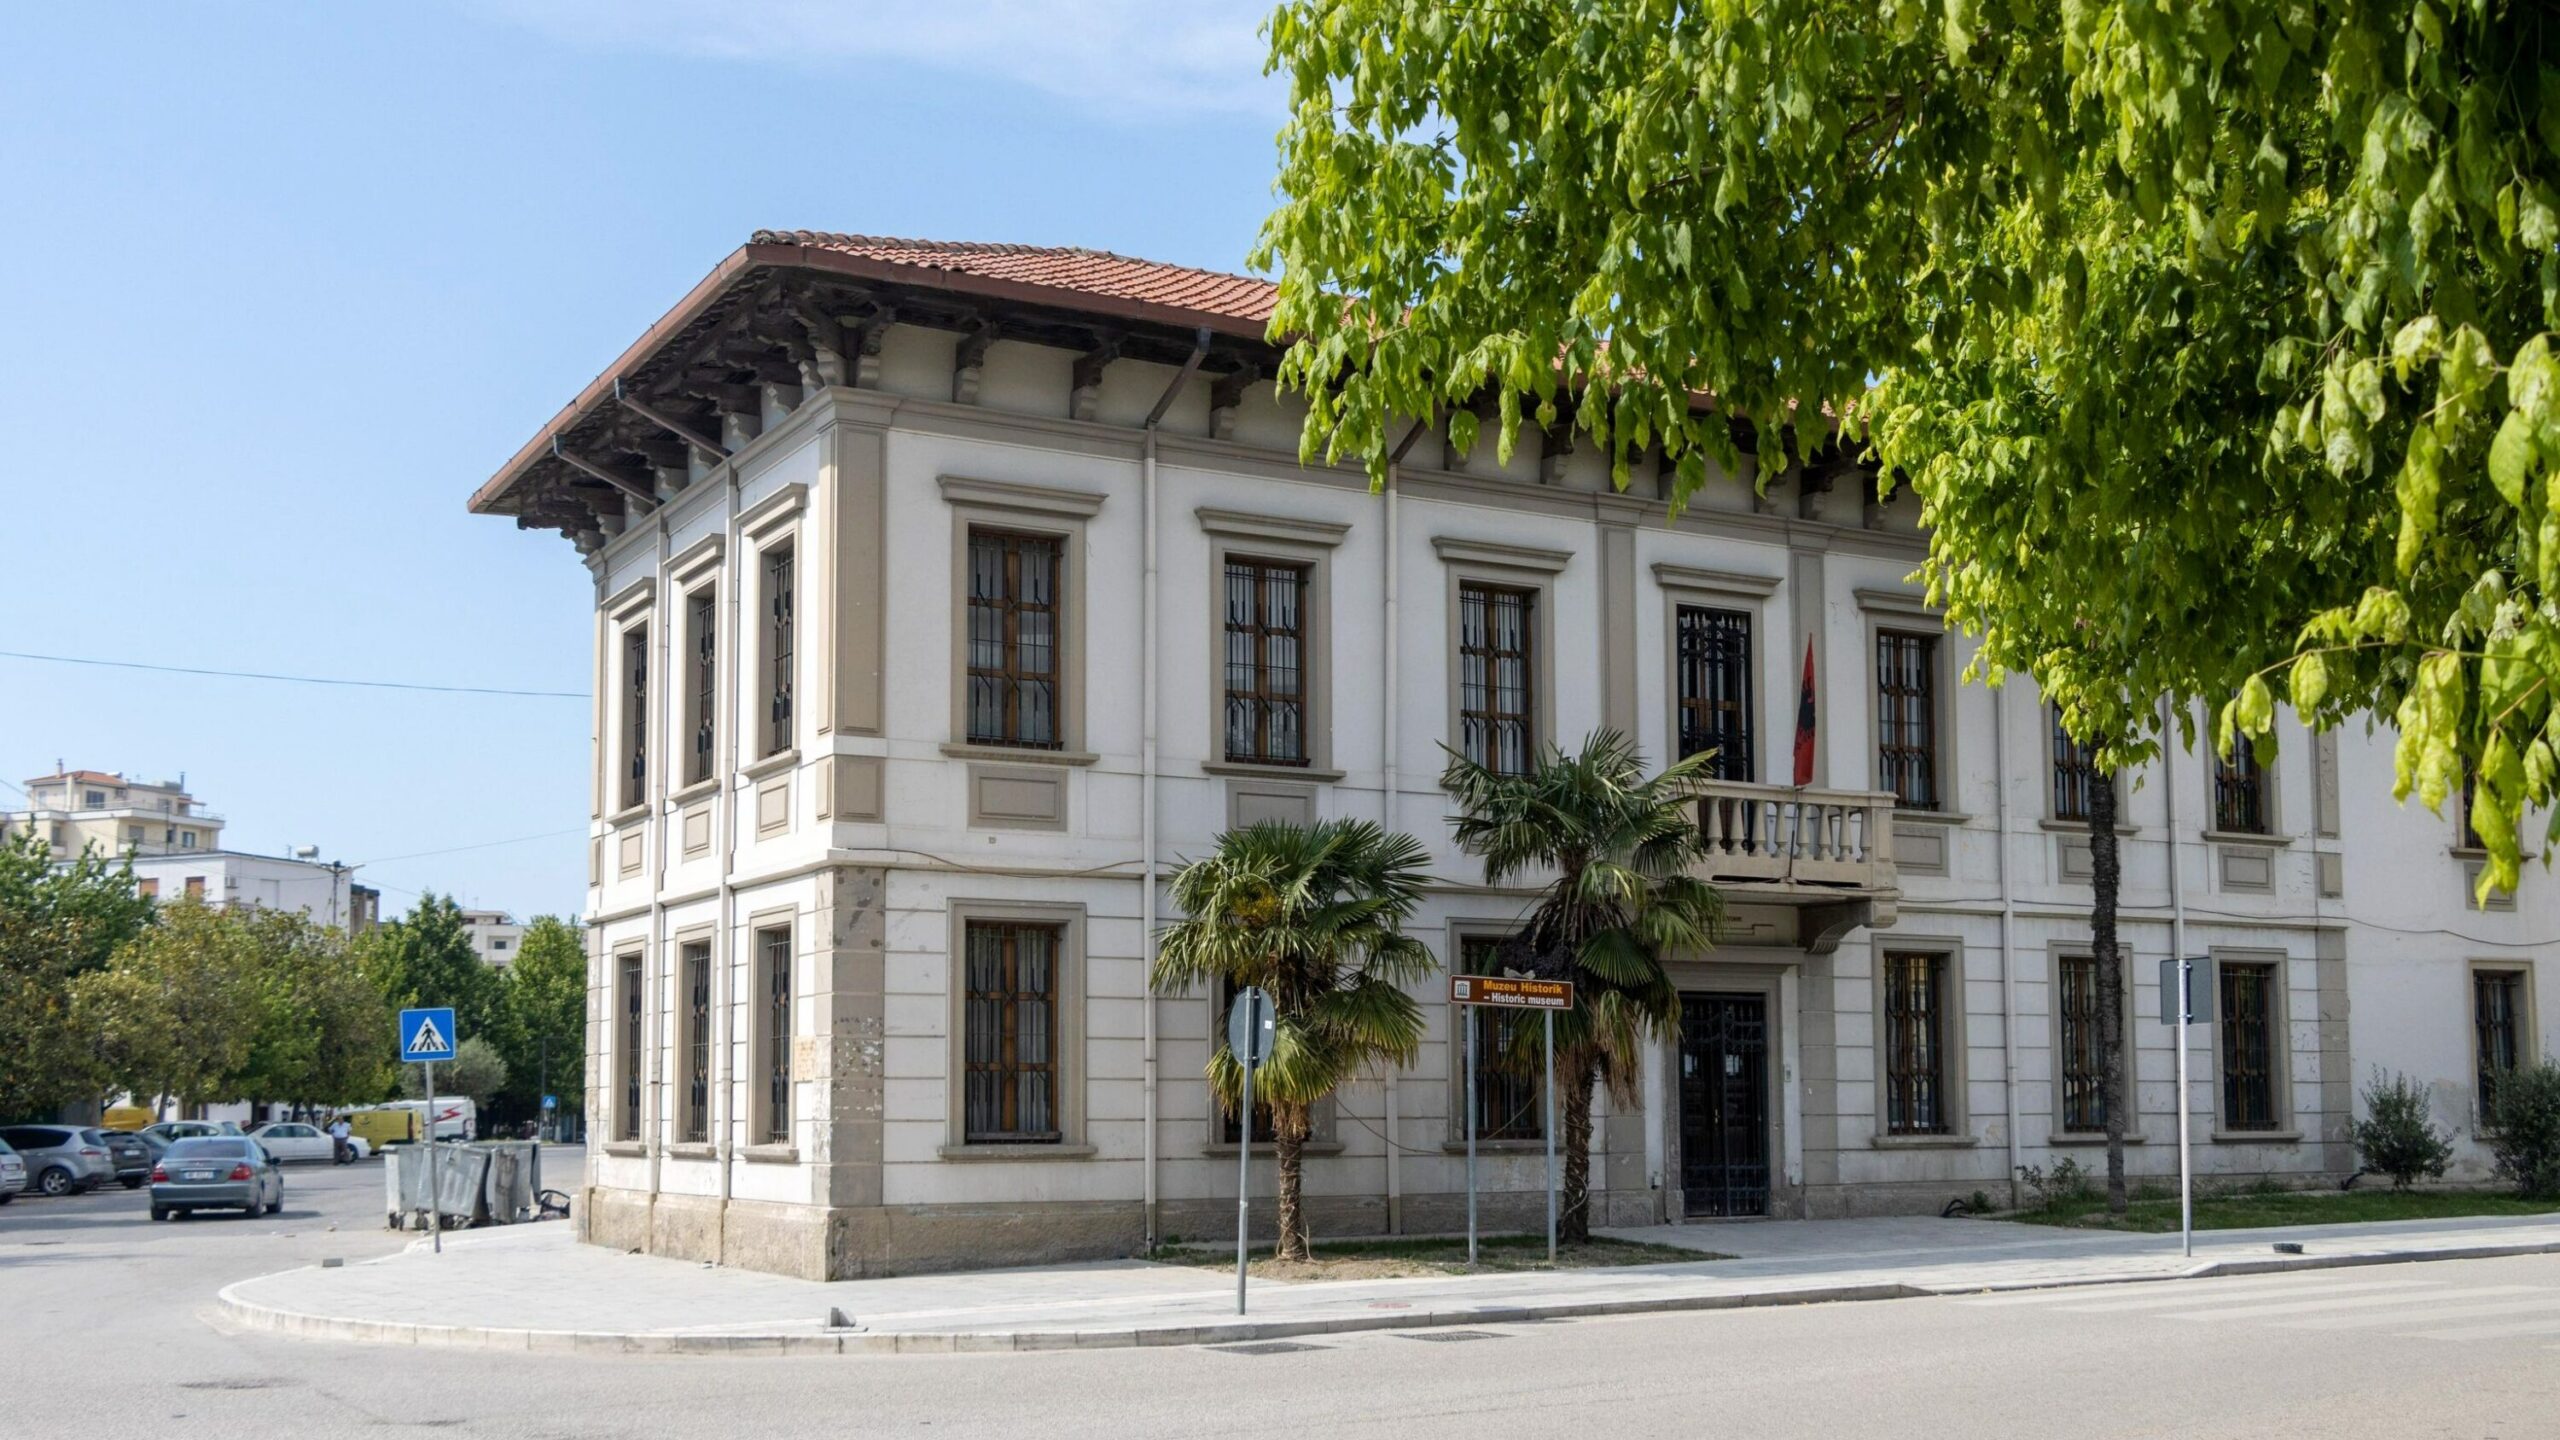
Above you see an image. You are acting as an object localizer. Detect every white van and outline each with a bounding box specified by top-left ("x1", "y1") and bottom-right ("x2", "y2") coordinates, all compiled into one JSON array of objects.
[{"x1": 385, "y1": 1097, "x2": 476, "y2": 1141}]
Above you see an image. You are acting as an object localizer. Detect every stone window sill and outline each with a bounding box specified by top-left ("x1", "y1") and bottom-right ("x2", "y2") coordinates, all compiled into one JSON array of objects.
[
  {"x1": 741, "y1": 748, "x2": 799, "y2": 782},
  {"x1": 2047, "y1": 1132, "x2": 2146, "y2": 1147},
  {"x1": 740, "y1": 1143, "x2": 799, "y2": 1164},
  {"x1": 664, "y1": 1142, "x2": 716, "y2": 1161},
  {"x1": 2038, "y1": 818, "x2": 2136, "y2": 837},
  {"x1": 1440, "y1": 1139, "x2": 1550, "y2": 1154},
  {"x1": 939, "y1": 743, "x2": 1100, "y2": 768},
  {"x1": 668, "y1": 776, "x2": 721, "y2": 806},
  {"x1": 599, "y1": 1140, "x2": 647, "y2": 1158},
  {"x1": 937, "y1": 1143, "x2": 1098, "y2": 1162},
  {"x1": 2202, "y1": 829, "x2": 2290, "y2": 848},
  {"x1": 2210, "y1": 1129, "x2": 2303, "y2": 1145},
  {"x1": 1870, "y1": 1133, "x2": 1979, "y2": 1150},
  {"x1": 1202, "y1": 760, "x2": 1347, "y2": 783},
  {"x1": 1892, "y1": 809, "x2": 1974, "y2": 826},
  {"x1": 1203, "y1": 1140, "x2": 1345, "y2": 1157},
  {"x1": 607, "y1": 802, "x2": 650, "y2": 827}
]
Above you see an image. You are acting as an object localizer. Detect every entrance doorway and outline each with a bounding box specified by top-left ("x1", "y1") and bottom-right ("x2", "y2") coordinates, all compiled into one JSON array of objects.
[{"x1": 1679, "y1": 992, "x2": 1769, "y2": 1217}]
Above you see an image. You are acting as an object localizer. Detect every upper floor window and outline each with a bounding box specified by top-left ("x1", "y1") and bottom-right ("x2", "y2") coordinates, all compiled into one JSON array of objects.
[
  {"x1": 2051, "y1": 708, "x2": 2102, "y2": 822},
  {"x1": 1458, "y1": 582, "x2": 1536, "y2": 776},
  {"x1": 83, "y1": 789, "x2": 104, "y2": 808},
  {"x1": 687, "y1": 588, "x2": 716, "y2": 786},
  {"x1": 762, "y1": 546, "x2": 795, "y2": 758},
  {"x1": 1222, "y1": 559, "x2": 1309, "y2": 766},
  {"x1": 1875, "y1": 632, "x2": 1940, "y2": 810},
  {"x1": 621, "y1": 625, "x2": 649, "y2": 810},
  {"x1": 2214, "y1": 743, "x2": 2268, "y2": 834},
  {"x1": 966, "y1": 531, "x2": 1064, "y2": 750},
  {"x1": 1676, "y1": 605, "x2": 1754, "y2": 780}
]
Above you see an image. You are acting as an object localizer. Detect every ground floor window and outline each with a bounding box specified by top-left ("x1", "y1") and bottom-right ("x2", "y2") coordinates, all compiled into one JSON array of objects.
[
  {"x1": 618, "y1": 951, "x2": 644, "y2": 1141},
  {"x1": 1458, "y1": 935, "x2": 1543, "y2": 1140},
  {"x1": 2056, "y1": 953, "x2": 2109, "y2": 1133},
  {"x1": 1883, "y1": 951, "x2": 1950, "y2": 1136},
  {"x1": 962, "y1": 921, "x2": 1060, "y2": 1143},
  {"x1": 2219, "y1": 961, "x2": 2282, "y2": 1131},
  {"x1": 680, "y1": 940, "x2": 710, "y2": 1144},
  {"x1": 2476, "y1": 968, "x2": 2529, "y2": 1117},
  {"x1": 760, "y1": 926, "x2": 792, "y2": 1145}
]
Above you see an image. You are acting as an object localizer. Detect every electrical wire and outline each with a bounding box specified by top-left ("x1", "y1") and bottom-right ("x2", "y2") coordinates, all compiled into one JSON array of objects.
[
  {"x1": 0, "y1": 649, "x2": 586, "y2": 699},
  {"x1": 349, "y1": 828, "x2": 591, "y2": 867}
]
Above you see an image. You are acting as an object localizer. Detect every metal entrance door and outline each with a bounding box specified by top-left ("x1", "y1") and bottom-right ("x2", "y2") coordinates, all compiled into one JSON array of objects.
[{"x1": 1679, "y1": 992, "x2": 1770, "y2": 1217}]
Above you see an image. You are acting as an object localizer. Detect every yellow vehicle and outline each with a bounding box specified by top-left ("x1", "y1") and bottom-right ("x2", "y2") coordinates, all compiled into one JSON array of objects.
[
  {"x1": 344, "y1": 1107, "x2": 421, "y2": 1151},
  {"x1": 102, "y1": 1104, "x2": 156, "y2": 1133}
]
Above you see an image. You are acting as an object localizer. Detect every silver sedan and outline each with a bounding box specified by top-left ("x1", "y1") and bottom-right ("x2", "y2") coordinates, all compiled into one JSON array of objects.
[{"x1": 148, "y1": 1137, "x2": 284, "y2": 1220}]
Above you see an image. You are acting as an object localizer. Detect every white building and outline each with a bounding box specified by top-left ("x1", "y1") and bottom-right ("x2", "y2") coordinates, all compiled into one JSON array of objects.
[
  {"x1": 462, "y1": 909, "x2": 527, "y2": 966},
  {"x1": 4, "y1": 767, "x2": 222, "y2": 856},
  {"x1": 471, "y1": 233, "x2": 2557, "y2": 1280},
  {"x1": 127, "y1": 850, "x2": 370, "y2": 931}
]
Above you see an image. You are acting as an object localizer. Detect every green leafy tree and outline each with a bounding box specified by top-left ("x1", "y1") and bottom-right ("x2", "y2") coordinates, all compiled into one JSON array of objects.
[
  {"x1": 1256, "y1": 0, "x2": 2560, "y2": 901},
  {"x1": 0, "y1": 829, "x2": 153, "y2": 1117},
  {"x1": 1155, "y1": 819, "x2": 1436, "y2": 1261},
  {"x1": 497, "y1": 916, "x2": 586, "y2": 1118},
  {"x1": 73, "y1": 899, "x2": 264, "y2": 1114},
  {"x1": 359, "y1": 892, "x2": 502, "y2": 1052},
  {"x1": 231, "y1": 908, "x2": 395, "y2": 1110},
  {"x1": 1440, "y1": 732, "x2": 1723, "y2": 1243},
  {"x1": 403, "y1": 1035, "x2": 509, "y2": 1107}
]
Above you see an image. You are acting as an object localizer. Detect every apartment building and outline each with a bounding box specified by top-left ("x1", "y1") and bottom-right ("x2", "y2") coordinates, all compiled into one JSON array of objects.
[
  {"x1": 463, "y1": 909, "x2": 527, "y2": 966},
  {"x1": 471, "y1": 232, "x2": 2558, "y2": 1281},
  {"x1": 6, "y1": 768, "x2": 222, "y2": 856}
]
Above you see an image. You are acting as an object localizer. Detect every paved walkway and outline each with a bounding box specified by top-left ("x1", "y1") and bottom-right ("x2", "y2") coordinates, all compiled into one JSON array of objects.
[{"x1": 215, "y1": 1212, "x2": 2560, "y2": 1355}]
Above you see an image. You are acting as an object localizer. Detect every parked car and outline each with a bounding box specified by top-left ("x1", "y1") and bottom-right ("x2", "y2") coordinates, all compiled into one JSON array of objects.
[
  {"x1": 0, "y1": 1136, "x2": 22, "y2": 1202},
  {"x1": 149, "y1": 1137, "x2": 283, "y2": 1220},
  {"x1": 94, "y1": 1128, "x2": 151, "y2": 1187},
  {"x1": 247, "y1": 1122, "x2": 367, "y2": 1163},
  {"x1": 139, "y1": 1120, "x2": 244, "y2": 1148},
  {"x1": 123, "y1": 1129, "x2": 171, "y2": 1161},
  {"x1": 0, "y1": 1124, "x2": 116, "y2": 1196}
]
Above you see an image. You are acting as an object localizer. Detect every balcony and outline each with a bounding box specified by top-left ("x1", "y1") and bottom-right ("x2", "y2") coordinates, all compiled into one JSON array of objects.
[{"x1": 1692, "y1": 780, "x2": 1900, "y2": 952}]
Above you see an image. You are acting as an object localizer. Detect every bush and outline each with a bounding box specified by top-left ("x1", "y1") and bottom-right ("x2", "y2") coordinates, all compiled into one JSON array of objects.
[
  {"x1": 2017, "y1": 1156, "x2": 2098, "y2": 1209},
  {"x1": 2352, "y1": 1068, "x2": 2453, "y2": 1190},
  {"x1": 2485, "y1": 1062, "x2": 2560, "y2": 1200}
]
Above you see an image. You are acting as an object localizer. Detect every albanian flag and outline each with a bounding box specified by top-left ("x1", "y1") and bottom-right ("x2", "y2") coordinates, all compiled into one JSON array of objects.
[{"x1": 1792, "y1": 638, "x2": 1817, "y2": 787}]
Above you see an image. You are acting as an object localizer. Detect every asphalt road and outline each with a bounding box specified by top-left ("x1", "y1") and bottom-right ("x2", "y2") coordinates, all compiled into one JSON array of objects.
[{"x1": 8, "y1": 1158, "x2": 2559, "y2": 1439}]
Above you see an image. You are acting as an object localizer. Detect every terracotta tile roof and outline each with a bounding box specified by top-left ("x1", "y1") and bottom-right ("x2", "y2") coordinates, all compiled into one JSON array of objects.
[
  {"x1": 30, "y1": 769, "x2": 127, "y2": 786},
  {"x1": 751, "y1": 230, "x2": 1278, "y2": 327}
]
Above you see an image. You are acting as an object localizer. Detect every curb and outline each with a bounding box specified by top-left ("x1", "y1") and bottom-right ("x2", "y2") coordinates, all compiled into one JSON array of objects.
[{"x1": 211, "y1": 1236, "x2": 2560, "y2": 1357}]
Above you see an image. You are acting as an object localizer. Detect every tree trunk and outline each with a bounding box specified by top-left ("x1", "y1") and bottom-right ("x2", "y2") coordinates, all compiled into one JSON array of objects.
[
  {"x1": 2090, "y1": 770, "x2": 2129, "y2": 1215},
  {"x1": 1273, "y1": 1102, "x2": 1312, "y2": 1261},
  {"x1": 1559, "y1": 1059, "x2": 1598, "y2": 1244}
]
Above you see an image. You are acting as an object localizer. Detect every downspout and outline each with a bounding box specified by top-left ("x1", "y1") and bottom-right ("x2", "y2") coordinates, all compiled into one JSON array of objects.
[
  {"x1": 1383, "y1": 419, "x2": 1427, "y2": 1235},
  {"x1": 644, "y1": 508, "x2": 674, "y2": 1212},
  {"x1": 1994, "y1": 687, "x2": 2020, "y2": 1207},
  {"x1": 1140, "y1": 329, "x2": 1211, "y2": 1249},
  {"x1": 712, "y1": 460, "x2": 742, "y2": 1259}
]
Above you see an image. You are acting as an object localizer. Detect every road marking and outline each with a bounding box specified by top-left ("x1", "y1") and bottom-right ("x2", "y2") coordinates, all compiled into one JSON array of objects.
[
  {"x1": 2410, "y1": 1315, "x2": 2560, "y2": 1341},
  {"x1": 2038, "y1": 1279, "x2": 2449, "y2": 1314},
  {"x1": 1956, "y1": 1275, "x2": 2406, "y2": 1309},
  {"x1": 2275, "y1": 1295, "x2": 2560, "y2": 1332},
  {"x1": 2159, "y1": 1285, "x2": 2545, "y2": 1323}
]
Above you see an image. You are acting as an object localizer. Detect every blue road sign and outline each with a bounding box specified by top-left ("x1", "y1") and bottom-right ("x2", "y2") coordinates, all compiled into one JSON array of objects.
[
  {"x1": 541, "y1": 1094, "x2": 558, "y2": 1110},
  {"x1": 399, "y1": 1007, "x2": 459, "y2": 1063}
]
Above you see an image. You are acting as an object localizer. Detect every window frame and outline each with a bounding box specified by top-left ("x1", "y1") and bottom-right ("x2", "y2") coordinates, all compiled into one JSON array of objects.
[
  {"x1": 2471, "y1": 961, "x2": 2537, "y2": 1125},
  {"x1": 615, "y1": 947, "x2": 645, "y2": 1143},
  {"x1": 1672, "y1": 602, "x2": 1757, "y2": 781},
  {"x1": 1199, "y1": 509, "x2": 1345, "y2": 780},
  {"x1": 1653, "y1": 564, "x2": 1780, "y2": 788},
  {"x1": 1874, "y1": 630, "x2": 1942, "y2": 812},
  {"x1": 685, "y1": 584, "x2": 717, "y2": 789},
  {"x1": 941, "y1": 479, "x2": 1102, "y2": 764},
  {"x1": 619, "y1": 621, "x2": 650, "y2": 813},
  {"x1": 1445, "y1": 928, "x2": 1548, "y2": 1146},
  {"x1": 1871, "y1": 939, "x2": 1971, "y2": 1143},
  {"x1": 758, "y1": 540, "x2": 797, "y2": 761},
  {"x1": 942, "y1": 899, "x2": 1088, "y2": 1157},
  {"x1": 2048, "y1": 705, "x2": 2110, "y2": 825},
  {"x1": 747, "y1": 913, "x2": 796, "y2": 1151},
  {"x1": 2212, "y1": 950, "x2": 2293, "y2": 1137},
  {"x1": 673, "y1": 934, "x2": 712, "y2": 1146},
  {"x1": 2048, "y1": 944, "x2": 2138, "y2": 1141},
  {"x1": 1855, "y1": 589, "x2": 1963, "y2": 818},
  {"x1": 2211, "y1": 740, "x2": 2275, "y2": 837},
  {"x1": 964, "y1": 528, "x2": 1069, "y2": 751},
  {"x1": 1437, "y1": 540, "x2": 1566, "y2": 782}
]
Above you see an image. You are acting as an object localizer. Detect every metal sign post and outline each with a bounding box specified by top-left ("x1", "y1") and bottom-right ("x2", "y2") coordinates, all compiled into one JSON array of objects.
[
  {"x1": 1226, "y1": 987, "x2": 1275, "y2": 1316},
  {"x1": 2160, "y1": 957, "x2": 2213, "y2": 1259},
  {"x1": 1448, "y1": 975, "x2": 1576, "y2": 1268},
  {"x1": 398, "y1": 1007, "x2": 459, "y2": 1256}
]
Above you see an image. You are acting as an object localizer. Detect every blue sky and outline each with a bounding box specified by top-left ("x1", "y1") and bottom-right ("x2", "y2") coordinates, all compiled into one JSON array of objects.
[{"x1": 0, "y1": 2, "x2": 1279, "y2": 920}]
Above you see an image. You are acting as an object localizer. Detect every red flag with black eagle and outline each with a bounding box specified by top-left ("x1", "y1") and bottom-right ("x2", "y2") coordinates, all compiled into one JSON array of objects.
[{"x1": 1792, "y1": 638, "x2": 1817, "y2": 786}]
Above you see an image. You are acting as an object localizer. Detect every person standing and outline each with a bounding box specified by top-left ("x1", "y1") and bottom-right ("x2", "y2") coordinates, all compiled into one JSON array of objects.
[{"x1": 327, "y1": 1115, "x2": 353, "y2": 1165}]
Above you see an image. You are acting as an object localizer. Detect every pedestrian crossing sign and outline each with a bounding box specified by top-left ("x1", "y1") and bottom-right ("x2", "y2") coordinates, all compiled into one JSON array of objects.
[{"x1": 399, "y1": 1007, "x2": 458, "y2": 1063}]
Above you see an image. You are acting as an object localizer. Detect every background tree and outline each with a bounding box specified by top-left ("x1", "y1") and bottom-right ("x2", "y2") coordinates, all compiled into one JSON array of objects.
[
  {"x1": 73, "y1": 899, "x2": 263, "y2": 1115},
  {"x1": 1256, "y1": 0, "x2": 2560, "y2": 898},
  {"x1": 403, "y1": 1035, "x2": 508, "y2": 1107},
  {"x1": 0, "y1": 829, "x2": 153, "y2": 1118},
  {"x1": 1441, "y1": 731, "x2": 1723, "y2": 1242},
  {"x1": 359, "y1": 892, "x2": 502, "y2": 1051},
  {"x1": 496, "y1": 916, "x2": 586, "y2": 1124},
  {"x1": 230, "y1": 908, "x2": 394, "y2": 1112},
  {"x1": 1154, "y1": 819, "x2": 1435, "y2": 1261}
]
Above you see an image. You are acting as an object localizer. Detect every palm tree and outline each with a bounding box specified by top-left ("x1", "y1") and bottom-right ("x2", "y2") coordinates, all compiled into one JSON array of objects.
[
  {"x1": 1155, "y1": 818, "x2": 1437, "y2": 1261},
  {"x1": 1442, "y1": 730, "x2": 1724, "y2": 1243}
]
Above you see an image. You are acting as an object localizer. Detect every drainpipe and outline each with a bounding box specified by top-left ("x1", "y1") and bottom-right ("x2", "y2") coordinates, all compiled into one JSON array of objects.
[
  {"x1": 1995, "y1": 687, "x2": 2020, "y2": 1207},
  {"x1": 712, "y1": 462, "x2": 742, "y2": 1260},
  {"x1": 643, "y1": 511, "x2": 675, "y2": 1213},
  {"x1": 1140, "y1": 329, "x2": 1211, "y2": 1249},
  {"x1": 1383, "y1": 419, "x2": 1426, "y2": 1235}
]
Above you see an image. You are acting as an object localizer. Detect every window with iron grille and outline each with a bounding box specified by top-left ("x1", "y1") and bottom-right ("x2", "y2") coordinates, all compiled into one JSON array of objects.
[
  {"x1": 1223, "y1": 558, "x2": 1310, "y2": 765},
  {"x1": 2056, "y1": 954, "x2": 2109, "y2": 1133},
  {"x1": 2477, "y1": 968, "x2": 2528, "y2": 1116},
  {"x1": 2460, "y1": 770, "x2": 2490, "y2": 851},
  {"x1": 687, "y1": 588, "x2": 716, "y2": 786},
  {"x1": 1676, "y1": 606, "x2": 1754, "y2": 780},
  {"x1": 1458, "y1": 582, "x2": 1536, "y2": 775},
  {"x1": 2214, "y1": 744, "x2": 2269, "y2": 833},
  {"x1": 1215, "y1": 975, "x2": 1277, "y2": 1144},
  {"x1": 1459, "y1": 936, "x2": 1544, "y2": 1140},
  {"x1": 966, "y1": 531, "x2": 1064, "y2": 749},
  {"x1": 962, "y1": 922, "x2": 1061, "y2": 1143},
  {"x1": 621, "y1": 625, "x2": 649, "y2": 810},
  {"x1": 680, "y1": 940, "x2": 710, "y2": 1144},
  {"x1": 2218, "y1": 961, "x2": 2282, "y2": 1130},
  {"x1": 2051, "y1": 708, "x2": 2102, "y2": 822},
  {"x1": 619, "y1": 952, "x2": 644, "y2": 1141},
  {"x1": 762, "y1": 546, "x2": 794, "y2": 758},
  {"x1": 760, "y1": 926, "x2": 792, "y2": 1145},
  {"x1": 1883, "y1": 951, "x2": 1949, "y2": 1135},
  {"x1": 1875, "y1": 633, "x2": 1939, "y2": 809}
]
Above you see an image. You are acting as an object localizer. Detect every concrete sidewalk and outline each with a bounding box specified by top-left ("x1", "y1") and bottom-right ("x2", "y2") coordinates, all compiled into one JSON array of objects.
[{"x1": 215, "y1": 1212, "x2": 2560, "y2": 1355}]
